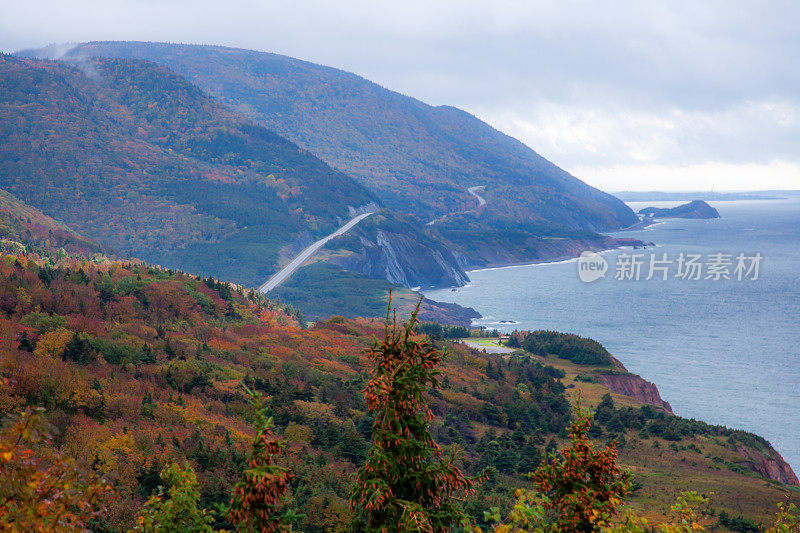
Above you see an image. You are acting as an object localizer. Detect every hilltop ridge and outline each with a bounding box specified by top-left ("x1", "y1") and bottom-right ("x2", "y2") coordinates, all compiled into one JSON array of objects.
[{"x1": 23, "y1": 41, "x2": 639, "y2": 272}]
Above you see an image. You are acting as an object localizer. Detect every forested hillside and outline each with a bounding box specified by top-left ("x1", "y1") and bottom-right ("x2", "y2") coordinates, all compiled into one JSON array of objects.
[
  {"x1": 27, "y1": 42, "x2": 640, "y2": 270},
  {"x1": 4, "y1": 43, "x2": 798, "y2": 533},
  {"x1": 50, "y1": 42, "x2": 635, "y2": 230},
  {"x1": 0, "y1": 233, "x2": 797, "y2": 530},
  {"x1": 0, "y1": 53, "x2": 376, "y2": 286},
  {"x1": 0, "y1": 189, "x2": 102, "y2": 256}
]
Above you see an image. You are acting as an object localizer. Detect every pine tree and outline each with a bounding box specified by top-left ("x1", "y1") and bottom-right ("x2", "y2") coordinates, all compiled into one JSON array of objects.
[
  {"x1": 350, "y1": 296, "x2": 480, "y2": 532},
  {"x1": 228, "y1": 386, "x2": 298, "y2": 532},
  {"x1": 529, "y1": 398, "x2": 631, "y2": 532},
  {"x1": 17, "y1": 331, "x2": 34, "y2": 352}
]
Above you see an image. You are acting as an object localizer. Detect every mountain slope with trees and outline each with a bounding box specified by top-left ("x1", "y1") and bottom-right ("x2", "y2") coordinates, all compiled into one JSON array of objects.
[
  {"x1": 0, "y1": 53, "x2": 376, "y2": 287},
  {"x1": 28, "y1": 41, "x2": 640, "y2": 269},
  {"x1": 0, "y1": 233, "x2": 797, "y2": 530},
  {"x1": 0, "y1": 189, "x2": 102, "y2": 256}
]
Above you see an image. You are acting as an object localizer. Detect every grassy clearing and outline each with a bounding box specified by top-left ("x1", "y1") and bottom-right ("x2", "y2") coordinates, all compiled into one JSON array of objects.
[{"x1": 464, "y1": 337, "x2": 506, "y2": 347}]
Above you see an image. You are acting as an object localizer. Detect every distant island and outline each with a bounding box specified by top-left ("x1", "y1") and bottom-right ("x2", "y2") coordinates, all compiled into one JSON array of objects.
[{"x1": 639, "y1": 200, "x2": 721, "y2": 219}]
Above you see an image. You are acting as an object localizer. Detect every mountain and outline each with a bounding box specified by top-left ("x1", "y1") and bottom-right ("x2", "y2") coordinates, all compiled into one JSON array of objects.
[
  {"x1": 24, "y1": 42, "x2": 639, "y2": 268},
  {"x1": 0, "y1": 53, "x2": 376, "y2": 287},
  {"x1": 269, "y1": 261, "x2": 480, "y2": 325},
  {"x1": 5, "y1": 41, "x2": 799, "y2": 532}
]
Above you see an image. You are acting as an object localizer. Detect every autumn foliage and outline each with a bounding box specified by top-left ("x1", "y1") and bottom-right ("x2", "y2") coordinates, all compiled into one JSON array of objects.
[
  {"x1": 0, "y1": 402, "x2": 116, "y2": 532},
  {"x1": 350, "y1": 297, "x2": 479, "y2": 531},
  {"x1": 0, "y1": 245, "x2": 798, "y2": 530},
  {"x1": 133, "y1": 462, "x2": 215, "y2": 533},
  {"x1": 530, "y1": 399, "x2": 631, "y2": 531}
]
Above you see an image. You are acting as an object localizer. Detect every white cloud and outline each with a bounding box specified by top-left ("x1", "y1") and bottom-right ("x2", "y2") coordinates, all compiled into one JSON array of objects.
[
  {"x1": 573, "y1": 161, "x2": 800, "y2": 192},
  {"x1": 473, "y1": 99, "x2": 800, "y2": 171}
]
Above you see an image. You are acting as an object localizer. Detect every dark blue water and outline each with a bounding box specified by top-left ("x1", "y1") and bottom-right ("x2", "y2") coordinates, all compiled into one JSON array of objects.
[{"x1": 425, "y1": 198, "x2": 800, "y2": 471}]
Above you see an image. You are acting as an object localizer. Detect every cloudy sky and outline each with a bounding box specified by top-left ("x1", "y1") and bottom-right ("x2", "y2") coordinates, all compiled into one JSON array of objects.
[{"x1": 3, "y1": 0, "x2": 799, "y2": 192}]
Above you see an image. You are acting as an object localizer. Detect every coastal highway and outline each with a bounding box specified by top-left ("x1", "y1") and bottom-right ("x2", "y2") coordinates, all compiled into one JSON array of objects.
[{"x1": 258, "y1": 212, "x2": 374, "y2": 294}]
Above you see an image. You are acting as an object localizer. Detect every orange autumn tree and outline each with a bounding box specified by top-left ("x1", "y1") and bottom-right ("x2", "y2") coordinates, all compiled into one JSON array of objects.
[
  {"x1": 479, "y1": 398, "x2": 633, "y2": 533},
  {"x1": 228, "y1": 386, "x2": 300, "y2": 532},
  {"x1": 0, "y1": 404, "x2": 116, "y2": 532},
  {"x1": 350, "y1": 297, "x2": 479, "y2": 532},
  {"x1": 531, "y1": 399, "x2": 632, "y2": 531},
  {"x1": 32, "y1": 327, "x2": 72, "y2": 359}
]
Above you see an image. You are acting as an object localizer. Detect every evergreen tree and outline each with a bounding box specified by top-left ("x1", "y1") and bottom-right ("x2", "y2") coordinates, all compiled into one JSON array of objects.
[
  {"x1": 529, "y1": 399, "x2": 631, "y2": 531},
  {"x1": 228, "y1": 386, "x2": 299, "y2": 532},
  {"x1": 350, "y1": 296, "x2": 480, "y2": 532},
  {"x1": 133, "y1": 462, "x2": 214, "y2": 533},
  {"x1": 63, "y1": 333, "x2": 90, "y2": 364},
  {"x1": 17, "y1": 331, "x2": 34, "y2": 352},
  {"x1": 594, "y1": 394, "x2": 615, "y2": 425},
  {"x1": 141, "y1": 392, "x2": 155, "y2": 420},
  {"x1": 516, "y1": 439, "x2": 542, "y2": 475}
]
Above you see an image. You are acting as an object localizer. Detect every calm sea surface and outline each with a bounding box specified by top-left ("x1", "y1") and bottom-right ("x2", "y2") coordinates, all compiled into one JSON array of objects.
[{"x1": 424, "y1": 198, "x2": 800, "y2": 471}]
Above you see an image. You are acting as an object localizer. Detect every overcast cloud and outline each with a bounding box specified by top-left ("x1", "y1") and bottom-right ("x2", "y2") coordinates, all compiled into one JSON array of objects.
[{"x1": 2, "y1": 0, "x2": 799, "y2": 191}]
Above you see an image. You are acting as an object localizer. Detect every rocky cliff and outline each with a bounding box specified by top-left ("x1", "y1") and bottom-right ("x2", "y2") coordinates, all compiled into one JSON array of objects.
[
  {"x1": 735, "y1": 445, "x2": 800, "y2": 487},
  {"x1": 598, "y1": 369, "x2": 674, "y2": 413},
  {"x1": 599, "y1": 358, "x2": 798, "y2": 486},
  {"x1": 331, "y1": 229, "x2": 469, "y2": 288},
  {"x1": 324, "y1": 213, "x2": 470, "y2": 288}
]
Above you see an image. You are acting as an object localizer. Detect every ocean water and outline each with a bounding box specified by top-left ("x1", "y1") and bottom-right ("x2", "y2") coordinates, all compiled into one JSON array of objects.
[{"x1": 424, "y1": 198, "x2": 800, "y2": 472}]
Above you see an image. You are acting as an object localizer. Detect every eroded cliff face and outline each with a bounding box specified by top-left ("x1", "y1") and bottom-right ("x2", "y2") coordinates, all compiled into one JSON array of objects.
[
  {"x1": 600, "y1": 359, "x2": 798, "y2": 486},
  {"x1": 735, "y1": 445, "x2": 800, "y2": 487},
  {"x1": 331, "y1": 228, "x2": 470, "y2": 288},
  {"x1": 598, "y1": 370, "x2": 673, "y2": 413}
]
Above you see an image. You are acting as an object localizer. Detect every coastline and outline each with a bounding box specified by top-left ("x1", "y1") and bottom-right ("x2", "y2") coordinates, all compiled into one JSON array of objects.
[
  {"x1": 466, "y1": 251, "x2": 607, "y2": 274},
  {"x1": 423, "y1": 199, "x2": 800, "y2": 474},
  {"x1": 461, "y1": 241, "x2": 652, "y2": 276},
  {"x1": 617, "y1": 216, "x2": 658, "y2": 231}
]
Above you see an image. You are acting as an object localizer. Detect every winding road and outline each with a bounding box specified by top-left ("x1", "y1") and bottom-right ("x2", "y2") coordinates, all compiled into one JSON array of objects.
[
  {"x1": 427, "y1": 185, "x2": 486, "y2": 226},
  {"x1": 467, "y1": 185, "x2": 487, "y2": 207},
  {"x1": 258, "y1": 212, "x2": 374, "y2": 294}
]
